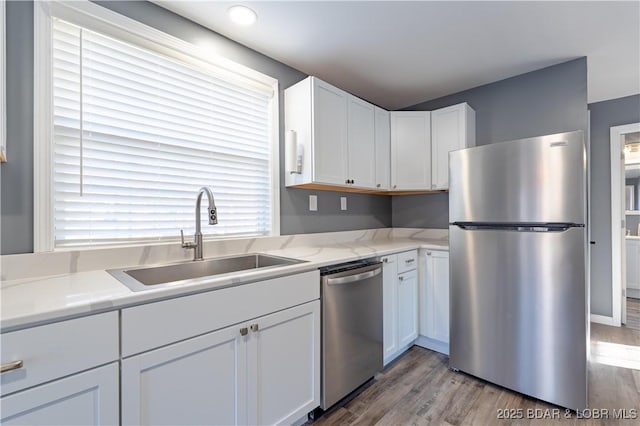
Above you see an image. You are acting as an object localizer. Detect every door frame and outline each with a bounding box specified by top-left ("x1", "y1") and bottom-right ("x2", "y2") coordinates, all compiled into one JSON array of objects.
[{"x1": 609, "y1": 122, "x2": 640, "y2": 327}]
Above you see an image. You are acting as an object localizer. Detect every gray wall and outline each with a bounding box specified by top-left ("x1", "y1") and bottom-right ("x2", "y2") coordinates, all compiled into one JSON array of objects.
[
  {"x1": 392, "y1": 58, "x2": 588, "y2": 230},
  {"x1": 589, "y1": 94, "x2": 640, "y2": 315},
  {"x1": 0, "y1": 1, "x2": 390, "y2": 254},
  {"x1": 1, "y1": 1, "x2": 34, "y2": 255}
]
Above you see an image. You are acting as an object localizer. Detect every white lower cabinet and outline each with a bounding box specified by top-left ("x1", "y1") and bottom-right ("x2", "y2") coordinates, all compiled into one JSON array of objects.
[
  {"x1": 382, "y1": 250, "x2": 418, "y2": 365},
  {"x1": 122, "y1": 300, "x2": 320, "y2": 426},
  {"x1": 248, "y1": 302, "x2": 320, "y2": 425},
  {"x1": 1, "y1": 363, "x2": 119, "y2": 425},
  {"x1": 382, "y1": 254, "x2": 399, "y2": 362},
  {"x1": 397, "y1": 269, "x2": 419, "y2": 348},
  {"x1": 122, "y1": 325, "x2": 246, "y2": 426},
  {"x1": 1, "y1": 312, "x2": 119, "y2": 425},
  {"x1": 417, "y1": 249, "x2": 450, "y2": 355}
]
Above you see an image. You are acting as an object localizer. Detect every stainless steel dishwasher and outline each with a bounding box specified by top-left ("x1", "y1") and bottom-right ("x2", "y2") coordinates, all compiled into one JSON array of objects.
[{"x1": 319, "y1": 259, "x2": 383, "y2": 410}]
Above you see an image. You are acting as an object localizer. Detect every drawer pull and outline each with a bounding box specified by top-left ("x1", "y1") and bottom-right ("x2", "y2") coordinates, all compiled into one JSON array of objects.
[
  {"x1": 1, "y1": 360, "x2": 24, "y2": 374},
  {"x1": 250, "y1": 324, "x2": 259, "y2": 332},
  {"x1": 240, "y1": 327, "x2": 248, "y2": 336},
  {"x1": 405, "y1": 259, "x2": 415, "y2": 264}
]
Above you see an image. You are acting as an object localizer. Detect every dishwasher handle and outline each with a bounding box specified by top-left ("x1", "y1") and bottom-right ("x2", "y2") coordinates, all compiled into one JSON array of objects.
[{"x1": 326, "y1": 267, "x2": 381, "y2": 285}]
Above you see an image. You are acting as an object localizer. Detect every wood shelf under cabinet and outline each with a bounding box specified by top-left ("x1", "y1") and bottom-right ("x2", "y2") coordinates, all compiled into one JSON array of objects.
[{"x1": 287, "y1": 182, "x2": 447, "y2": 196}]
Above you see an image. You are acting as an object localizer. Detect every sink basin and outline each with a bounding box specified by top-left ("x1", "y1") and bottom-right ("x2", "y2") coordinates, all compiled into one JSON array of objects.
[{"x1": 108, "y1": 253, "x2": 305, "y2": 292}]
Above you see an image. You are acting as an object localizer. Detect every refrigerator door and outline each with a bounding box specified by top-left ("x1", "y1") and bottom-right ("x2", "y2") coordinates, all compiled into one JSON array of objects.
[
  {"x1": 449, "y1": 225, "x2": 588, "y2": 410},
  {"x1": 449, "y1": 131, "x2": 585, "y2": 225}
]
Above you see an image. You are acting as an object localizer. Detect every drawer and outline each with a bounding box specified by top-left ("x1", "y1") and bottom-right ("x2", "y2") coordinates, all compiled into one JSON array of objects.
[
  {"x1": 121, "y1": 270, "x2": 320, "y2": 357},
  {"x1": 1, "y1": 311, "x2": 119, "y2": 396},
  {"x1": 397, "y1": 250, "x2": 418, "y2": 273}
]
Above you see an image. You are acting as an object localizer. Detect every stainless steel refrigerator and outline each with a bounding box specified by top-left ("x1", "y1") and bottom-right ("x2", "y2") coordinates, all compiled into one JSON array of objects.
[{"x1": 448, "y1": 130, "x2": 588, "y2": 410}]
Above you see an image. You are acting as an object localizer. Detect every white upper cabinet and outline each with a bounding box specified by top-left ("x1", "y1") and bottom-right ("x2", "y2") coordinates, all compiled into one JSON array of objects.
[
  {"x1": 390, "y1": 111, "x2": 432, "y2": 190},
  {"x1": 312, "y1": 79, "x2": 349, "y2": 185},
  {"x1": 285, "y1": 77, "x2": 377, "y2": 189},
  {"x1": 374, "y1": 107, "x2": 391, "y2": 190},
  {"x1": 347, "y1": 97, "x2": 376, "y2": 188},
  {"x1": 431, "y1": 103, "x2": 476, "y2": 190},
  {"x1": 285, "y1": 77, "x2": 475, "y2": 194}
]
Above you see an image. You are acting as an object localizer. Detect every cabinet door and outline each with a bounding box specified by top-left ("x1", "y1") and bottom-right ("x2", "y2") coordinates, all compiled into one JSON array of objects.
[
  {"x1": 426, "y1": 250, "x2": 450, "y2": 343},
  {"x1": 247, "y1": 301, "x2": 320, "y2": 426},
  {"x1": 348, "y1": 96, "x2": 376, "y2": 188},
  {"x1": 397, "y1": 269, "x2": 418, "y2": 347},
  {"x1": 374, "y1": 107, "x2": 390, "y2": 190},
  {"x1": 382, "y1": 255, "x2": 398, "y2": 364},
  {"x1": 121, "y1": 325, "x2": 246, "y2": 426},
  {"x1": 627, "y1": 240, "x2": 640, "y2": 290},
  {"x1": 312, "y1": 78, "x2": 348, "y2": 185},
  {"x1": 1, "y1": 363, "x2": 118, "y2": 425},
  {"x1": 432, "y1": 105, "x2": 464, "y2": 190},
  {"x1": 390, "y1": 111, "x2": 431, "y2": 190}
]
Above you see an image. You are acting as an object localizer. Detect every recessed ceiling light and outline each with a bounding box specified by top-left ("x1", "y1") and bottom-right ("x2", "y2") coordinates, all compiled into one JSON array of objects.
[{"x1": 228, "y1": 5, "x2": 257, "y2": 26}]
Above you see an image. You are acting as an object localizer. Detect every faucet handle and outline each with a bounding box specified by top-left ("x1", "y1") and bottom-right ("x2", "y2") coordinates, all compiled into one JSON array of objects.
[{"x1": 209, "y1": 208, "x2": 218, "y2": 225}]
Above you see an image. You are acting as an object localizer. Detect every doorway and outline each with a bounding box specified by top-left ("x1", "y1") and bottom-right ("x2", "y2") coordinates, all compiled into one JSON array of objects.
[{"x1": 610, "y1": 123, "x2": 640, "y2": 329}]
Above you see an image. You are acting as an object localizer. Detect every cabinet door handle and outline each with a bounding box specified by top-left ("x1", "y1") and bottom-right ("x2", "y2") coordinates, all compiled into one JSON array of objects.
[
  {"x1": 426, "y1": 251, "x2": 432, "y2": 256},
  {"x1": 1, "y1": 360, "x2": 23, "y2": 374},
  {"x1": 240, "y1": 327, "x2": 248, "y2": 336},
  {"x1": 376, "y1": 183, "x2": 381, "y2": 188},
  {"x1": 405, "y1": 258, "x2": 415, "y2": 264},
  {"x1": 398, "y1": 276, "x2": 404, "y2": 281},
  {"x1": 382, "y1": 258, "x2": 388, "y2": 263},
  {"x1": 345, "y1": 179, "x2": 349, "y2": 184},
  {"x1": 250, "y1": 324, "x2": 259, "y2": 332},
  {"x1": 393, "y1": 185, "x2": 397, "y2": 189}
]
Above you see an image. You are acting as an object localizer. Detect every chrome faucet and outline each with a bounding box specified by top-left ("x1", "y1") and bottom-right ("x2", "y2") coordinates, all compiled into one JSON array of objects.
[{"x1": 181, "y1": 186, "x2": 218, "y2": 261}]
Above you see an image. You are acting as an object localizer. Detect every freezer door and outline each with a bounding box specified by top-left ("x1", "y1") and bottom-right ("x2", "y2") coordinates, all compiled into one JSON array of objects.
[
  {"x1": 449, "y1": 131, "x2": 585, "y2": 224},
  {"x1": 449, "y1": 225, "x2": 588, "y2": 410}
]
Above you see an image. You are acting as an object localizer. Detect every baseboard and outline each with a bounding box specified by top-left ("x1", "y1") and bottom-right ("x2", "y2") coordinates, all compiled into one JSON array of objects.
[
  {"x1": 383, "y1": 341, "x2": 416, "y2": 367},
  {"x1": 627, "y1": 288, "x2": 640, "y2": 299},
  {"x1": 590, "y1": 314, "x2": 615, "y2": 326},
  {"x1": 414, "y1": 335, "x2": 449, "y2": 355}
]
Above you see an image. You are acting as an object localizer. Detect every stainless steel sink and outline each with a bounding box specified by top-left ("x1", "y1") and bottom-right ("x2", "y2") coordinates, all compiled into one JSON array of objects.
[{"x1": 108, "y1": 253, "x2": 305, "y2": 292}]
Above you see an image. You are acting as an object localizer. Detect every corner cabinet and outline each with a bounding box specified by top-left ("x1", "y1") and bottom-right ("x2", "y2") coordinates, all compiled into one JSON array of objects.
[
  {"x1": 382, "y1": 250, "x2": 418, "y2": 365},
  {"x1": 285, "y1": 76, "x2": 476, "y2": 194},
  {"x1": 390, "y1": 111, "x2": 432, "y2": 191},
  {"x1": 417, "y1": 249, "x2": 450, "y2": 355},
  {"x1": 285, "y1": 76, "x2": 377, "y2": 190},
  {"x1": 431, "y1": 103, "x2": 476, "y2": 190},
  {"x1": 0, "y1": 313, "x2": 119, "y2": 425}
]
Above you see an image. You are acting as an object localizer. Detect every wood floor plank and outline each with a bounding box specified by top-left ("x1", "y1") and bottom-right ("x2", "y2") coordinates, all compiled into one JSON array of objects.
[{"x1": 308, "y1": 323, "x2": 640, "y2": 426}]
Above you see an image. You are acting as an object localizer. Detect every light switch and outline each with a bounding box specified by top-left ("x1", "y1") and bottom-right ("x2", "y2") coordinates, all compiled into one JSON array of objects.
[
  {"x1": 309, "y1": 195, "x2": 318, "y2": 211},
  {"x1": 340, "y1": 196, "x2": 347, "y2": 211}
]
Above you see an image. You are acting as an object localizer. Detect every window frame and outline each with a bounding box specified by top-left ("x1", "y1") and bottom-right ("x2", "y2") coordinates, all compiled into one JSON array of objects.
[{"x1": 34, "y1": 0, "x2": 280, "y2": 252}]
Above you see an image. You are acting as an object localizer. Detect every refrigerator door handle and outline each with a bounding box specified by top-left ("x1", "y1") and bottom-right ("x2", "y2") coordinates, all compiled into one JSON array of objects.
[{"x1": 451, "y1": 222, "x2": 581, "y2": 232}]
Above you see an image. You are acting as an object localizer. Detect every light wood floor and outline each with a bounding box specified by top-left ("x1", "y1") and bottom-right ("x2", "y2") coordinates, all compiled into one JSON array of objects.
[
  {"x1": 626, "y1": 297, "x2": 640, "y2": 331},
  {"x1": 309, "y1": 323, "x2": 640, "y2": 425}
]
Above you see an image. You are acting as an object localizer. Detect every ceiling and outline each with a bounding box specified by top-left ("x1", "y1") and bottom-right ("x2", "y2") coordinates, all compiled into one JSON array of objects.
[{"x1": 155, "y1": 1, "x2": 640, "y2": 110}]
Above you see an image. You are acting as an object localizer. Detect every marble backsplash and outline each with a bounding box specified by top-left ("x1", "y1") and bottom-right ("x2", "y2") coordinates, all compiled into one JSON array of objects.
[{"x1": 0, "y1": 228, "x2": 448, "y2": 282}]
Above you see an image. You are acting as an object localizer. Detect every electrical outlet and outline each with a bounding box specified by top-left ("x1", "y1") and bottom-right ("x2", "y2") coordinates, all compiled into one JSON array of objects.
[
  {"x1": 340, "y1": 197, "x2": 347, "y2": 211},
  {"x1": 309, "y1": 195, "x2": 318, "y2": 211}
]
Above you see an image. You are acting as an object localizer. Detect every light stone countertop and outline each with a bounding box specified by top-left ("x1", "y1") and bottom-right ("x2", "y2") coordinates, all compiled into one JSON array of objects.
[
  {"x1": 625, "y1": 235, "x2": 640, "y2": 240},
  {"x1": 1, "y1": 231, "x2": 448, "y2": 332}
]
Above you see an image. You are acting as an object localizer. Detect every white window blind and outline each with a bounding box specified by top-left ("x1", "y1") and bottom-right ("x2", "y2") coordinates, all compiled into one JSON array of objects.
[{"x1": 52, "y1": 19, "x2": 274, "y2": 248}]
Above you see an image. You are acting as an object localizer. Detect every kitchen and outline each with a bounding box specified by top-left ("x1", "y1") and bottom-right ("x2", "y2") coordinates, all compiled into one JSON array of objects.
[{"x1": 1, "y1": 1, "x2": 639, "y2": 425}]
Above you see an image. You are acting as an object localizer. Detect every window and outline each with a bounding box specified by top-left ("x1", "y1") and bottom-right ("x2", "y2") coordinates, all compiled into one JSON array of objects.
[{"x1": 35, "y1": 1, "x2": 279, "y2": 250}]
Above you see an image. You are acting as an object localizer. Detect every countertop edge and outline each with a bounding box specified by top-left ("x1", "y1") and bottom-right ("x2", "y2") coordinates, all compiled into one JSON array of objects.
[{"x1": 1, "y1": 240, "x2": 448, "y2": 332}]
